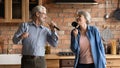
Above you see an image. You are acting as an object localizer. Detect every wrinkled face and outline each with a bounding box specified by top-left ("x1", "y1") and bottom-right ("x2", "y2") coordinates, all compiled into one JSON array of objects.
[
  {"x1": 36, "y1": 8, "x2": 47, "y2": 23},
  {"x1": 40, "y1": 9, "x2": 47, "y2": 23},
  {"x1": 75, "y1": 14, "x2": 87, "y2": 25},
  {"x1": 40, "y1": 9, "x2": 47, "y2": 22}
]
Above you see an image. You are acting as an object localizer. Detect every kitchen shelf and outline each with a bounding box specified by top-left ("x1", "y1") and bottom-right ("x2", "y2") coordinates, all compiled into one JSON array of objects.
[
  {"x1": 54, "y1": 0, "x2": 98, "y2": 4},
  {"x1": 55, "y1": 2, "x2": 98, "y2": 4}
]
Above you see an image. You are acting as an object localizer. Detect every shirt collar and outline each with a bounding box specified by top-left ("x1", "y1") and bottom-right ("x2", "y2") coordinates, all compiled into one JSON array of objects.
[
  {"x1": 30, "y1": 21, "x2": 43, "y2": 29},
  {"x1": 87, "y1": 25, "x2": 91, "y2": 30},
  {"x1": 77, "y1": 25, "x2": 91, "y2": 31}
]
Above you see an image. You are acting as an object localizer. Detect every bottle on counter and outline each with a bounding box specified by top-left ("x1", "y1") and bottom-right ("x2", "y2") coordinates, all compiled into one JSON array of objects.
[
  {"x1": 104, "y1": 42, "x2": 111, "y2": 54},
  {"x1": 111, "y1": 40, "x2": 117, "y2": 55},
  {"x1": 45, "y1": 44, "x2": 51, "y2": 54},
  {"x1": 118, "y1": 44, "x2": 120, "y2": 54},
  {"x1": 104, "y1": 43, "x2": 108, "y2": 54},
  {"x1": 117, "y1": 38, "x2": 120, "y2": 54}
]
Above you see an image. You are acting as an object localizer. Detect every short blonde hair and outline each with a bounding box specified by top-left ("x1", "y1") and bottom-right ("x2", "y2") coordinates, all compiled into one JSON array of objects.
[
  {"x1": 76, "y1": 10, "x2": 91, "y2": 24},
  {"x1": 31, "y1": 5, "x2": 46, "y2": 18}
]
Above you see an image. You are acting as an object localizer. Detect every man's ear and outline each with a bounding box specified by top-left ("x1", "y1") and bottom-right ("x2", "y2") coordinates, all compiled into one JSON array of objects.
[{"x1": 35, "y1": 12, "x2": 40, "y2": 17}]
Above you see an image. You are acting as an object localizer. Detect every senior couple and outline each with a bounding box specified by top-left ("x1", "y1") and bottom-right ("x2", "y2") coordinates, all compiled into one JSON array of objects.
[{"x1": 13, "y1": 5, "x2": 106, "y2": 68}]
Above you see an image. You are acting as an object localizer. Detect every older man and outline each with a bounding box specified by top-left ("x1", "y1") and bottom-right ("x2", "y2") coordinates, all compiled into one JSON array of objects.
[{"x1": 13, "y1": 5, "x2": 59, "y2": 68}]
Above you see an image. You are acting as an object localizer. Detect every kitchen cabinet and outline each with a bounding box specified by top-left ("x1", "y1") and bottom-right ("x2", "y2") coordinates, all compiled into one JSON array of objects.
[
  {"x1": 0, "y1": 0, "x2": 9, "y2": 22},
  {"x1": 0, "y1": 0, "x2": 26, "y2": 23},
  {"x1": 46, "y1": 59, "x2": 59, "y2": 68},
  {"x1": 45, "y1": 54, "x2": 60, "y2": 68},
  {"x1": 8, "y1": 0, "x2": 26, "y2": 23},
  {"x1": 59, "y1": 54, "x2": 120, "y2": 68},
  {"x1": 106, "y1": 59, "x2": 120, "y2": 68},
  {"x1": 59, "y1": 58, "x2": 120, "y2": 68},
  {"x1": 106, "y1": 54, "x2": 120, "y2": 68},
  {"x1": 60, "y1": 59, "x2": 74, "y2": 68},
  {"x1": 0, "y1": 0, "x2": 42, "y2": 23}
]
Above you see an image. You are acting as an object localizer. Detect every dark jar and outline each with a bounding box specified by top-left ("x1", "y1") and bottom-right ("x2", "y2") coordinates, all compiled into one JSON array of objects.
[
  {"x1": 117, "y1": 44, "x2": 120, "y2": 54},
  {"x1": 104, "y1": 43, "x2": 111, "y2": 54},
  {"x1": 45, "y1": 45, "x2": 51, "y2": 54}
]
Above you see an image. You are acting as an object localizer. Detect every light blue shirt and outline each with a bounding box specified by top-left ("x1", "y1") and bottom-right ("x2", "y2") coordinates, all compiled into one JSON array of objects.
[
  {"x1": 13, "y1": 21, "x2": 58, "y2": 56},
  {"x1": 71, "y1": 25, "x2": 106, "y2": 68}
]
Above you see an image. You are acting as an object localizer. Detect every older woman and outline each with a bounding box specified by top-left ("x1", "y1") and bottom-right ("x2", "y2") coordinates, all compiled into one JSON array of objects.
[{"x1": 70, "y1": 10, "x2": 106, "y2": 68}]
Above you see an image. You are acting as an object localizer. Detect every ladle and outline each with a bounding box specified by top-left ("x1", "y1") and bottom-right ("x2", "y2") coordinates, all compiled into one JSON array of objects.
[{"x1": 104, "y1": 0, "x2": 109, "y2": 19}]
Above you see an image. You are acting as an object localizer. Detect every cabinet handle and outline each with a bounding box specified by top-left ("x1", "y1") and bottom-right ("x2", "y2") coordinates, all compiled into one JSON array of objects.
[
  {"x1": 107, "y1": 62, "x2": 112, "y2": 64},
  {"x1": 67, "y1": 62, "x2": 72, "y2": 64}
]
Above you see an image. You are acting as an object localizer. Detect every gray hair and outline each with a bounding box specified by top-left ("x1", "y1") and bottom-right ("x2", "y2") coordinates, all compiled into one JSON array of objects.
[
  {"x1": 76, "y1": 10, "x2": 91, "y2": 24},
  {"x1": 31, "y1": 5, "x2": 46, "y2": 18}
]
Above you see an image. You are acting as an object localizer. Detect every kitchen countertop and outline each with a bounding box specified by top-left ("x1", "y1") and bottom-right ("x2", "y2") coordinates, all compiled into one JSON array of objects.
[
  {"x1": 45, "y1": 54, "x2": 120, "y2": 59},
  {"x1": 45, "y1": 54, "x2": 75, "y2": 59},
  {"x1": 106, "y1": 54, "x2": 120, "y2": 59},
  {"x1": 0, "y1": 54, "x2": 120, "y2": 65}
]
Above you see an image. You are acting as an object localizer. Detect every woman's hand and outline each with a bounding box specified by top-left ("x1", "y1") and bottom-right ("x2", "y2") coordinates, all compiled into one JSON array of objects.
[{"x1": 73, "y1": 29, "x2": 78, "y2": 37}]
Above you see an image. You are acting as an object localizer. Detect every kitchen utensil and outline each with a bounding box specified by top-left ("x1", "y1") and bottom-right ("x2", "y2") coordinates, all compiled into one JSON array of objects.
[
  {"x1": 104, "y1": 0, "x2": 109, "y2": 19},
  {"x1": 101, "y1": 27, "x2": 113, "y2": 42},
  {"x1": 113, "y1": 0, "x2": 120, "y2": 20}
]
